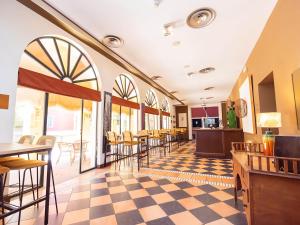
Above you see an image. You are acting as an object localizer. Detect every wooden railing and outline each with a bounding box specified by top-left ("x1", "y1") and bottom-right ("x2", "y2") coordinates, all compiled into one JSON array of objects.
[
  {"x1": 232, "y1": 142, "x2": 264, "y2": 153},
  {"x1": 248, "y1": 154, "x2": 300, "y2": 177}
]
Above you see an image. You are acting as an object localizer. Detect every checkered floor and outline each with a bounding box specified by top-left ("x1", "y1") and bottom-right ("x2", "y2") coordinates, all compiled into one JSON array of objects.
[
  {"x1": 7, "y1": 142, "x2": 246, "y2": 225},
  {"x1": 149, "y1": 143, "x2": 233, "y2": 177}
]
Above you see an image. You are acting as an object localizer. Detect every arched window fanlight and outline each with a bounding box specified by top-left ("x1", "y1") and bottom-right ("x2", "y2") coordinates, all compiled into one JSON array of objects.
[
  {"x1": 161, "y1": 98, "x2": 169, "y2": 112},
  {"x1": 20, "y1": 36, "x2": 98, "y2": 91},
  {"x1": 145, "y1": 90, "x2": 158, "y2": 108},
  {"x1": 113, "y1": 74, "x2": 138, "y2": 103}
]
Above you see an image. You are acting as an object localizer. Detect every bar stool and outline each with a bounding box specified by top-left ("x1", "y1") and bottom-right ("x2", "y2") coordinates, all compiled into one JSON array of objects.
[
  {"x1": 122, "y1": 131, "x2": 139, "y2": 166},
  {"x1": 0, "y1": 166, "x2": 10, "y2": 225},
  {"x1": 1, "y1": 159, "x2": 47, "y2": 224},
  {"x1": 1, "y1": 136, "x2": 58, "y2": 224},
  {"x1": 104, "y1": 132, "x2": 123, "y2": 167}
]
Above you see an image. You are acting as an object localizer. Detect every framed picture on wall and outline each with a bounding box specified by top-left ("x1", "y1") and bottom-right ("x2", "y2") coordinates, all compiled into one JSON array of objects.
[
  {"x1": 178, "y1": 113, "x2": 187, "y2": 127},
  {"x1": 239, "y1": 75, "x2": 257, "y2": 134},
  {"x1": 102, "y1": 91, "x2": 112, "y2": 153}
]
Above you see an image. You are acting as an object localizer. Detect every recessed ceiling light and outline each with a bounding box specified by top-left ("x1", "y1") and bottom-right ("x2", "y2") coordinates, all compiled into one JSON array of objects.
[
  {"x1": 172, "y1": 41, "x2": 181, "y2": 46},
  {"x1": 102, "y1": 35, "x2": 124, "y2": 48},
  {"x1": 151, "y1": 75, "x2": 163, "y2": 80},
  {"x1": 163, "y1": 24, "x2": 173, "y2": 36},
  {"x1": 199, "y1": 67, "x2": 215, "y2": 74},
  {"x1": 187, "y1": 8, "x2": 216, "y2": 29},
  {"x1": 204, "y1": 87, "x2": 214, "y2": 91},
  {"x1": 154, "y1": 0, "x2": 163, "y2": 7},
  {"x1": 187, "y1": 71, "x2": 197, "y2": 76}
]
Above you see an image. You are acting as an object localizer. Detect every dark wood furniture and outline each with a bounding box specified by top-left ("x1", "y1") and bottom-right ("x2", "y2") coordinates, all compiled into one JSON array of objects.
[
  {"x1": 193, "y1": 128, "x2": 243, "y2": 158},
  {"x1": 232, "y1": 142, "x2": 300, "y2": 225}
]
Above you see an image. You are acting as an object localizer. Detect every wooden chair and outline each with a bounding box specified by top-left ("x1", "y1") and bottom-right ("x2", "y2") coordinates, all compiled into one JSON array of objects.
[
  {"x1": 104, "y1": 132, "x2": 123, "y2": 167},
  {"x1": 18, "y1": 135, "x2": 35, "y2": 144},
  {"x1": 122, "y1": 131, "x2": 139, "y2": 157}
]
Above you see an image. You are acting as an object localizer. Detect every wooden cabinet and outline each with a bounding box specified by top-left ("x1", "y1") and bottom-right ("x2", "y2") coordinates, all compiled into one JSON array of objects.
[
  {"x1": 232, "y1": 144, "x2": 300, "y2": 225},
  {"x1": 193, "y1": 128, "x2": 244, "y2": 158}
]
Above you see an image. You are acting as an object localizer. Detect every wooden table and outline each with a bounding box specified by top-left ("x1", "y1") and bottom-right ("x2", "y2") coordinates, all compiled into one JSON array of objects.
[
  {"x1": 0, "y1": 143, "x2": 53, "y2": 224},
  {"x1": 133, "y1": 134, "x2": 149, "y2": 171}
]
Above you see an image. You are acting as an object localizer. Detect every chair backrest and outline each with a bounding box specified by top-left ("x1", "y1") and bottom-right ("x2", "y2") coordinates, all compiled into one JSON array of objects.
[
  {"x1": 138, "y1": 130, "x2": 148, "y2": 136},
  {"x1": 123, "y1": 131, "x2": 133, "y2": 142},
  {"x1": 36, "y1": 135, "x2": 56, "y2": 148},
  {"x1": 153, "y1": 130, "x2": 160, "y2": 136},
  {"x1": 107, "y1": 131, "x2": 117, "y2": 143},
  {"x1": 18, "y1": 135, "x2": 35, "y2": 144}
]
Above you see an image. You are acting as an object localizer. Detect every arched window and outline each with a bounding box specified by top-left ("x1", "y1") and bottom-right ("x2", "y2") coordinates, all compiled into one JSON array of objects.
[
  {"x1": 111, "y1": 74, "x2": 139, "y2": 134},
  {"x1": 113, "y1": 74, "x2": 138, "y2": 102},
  {"x1": 144, "y1": 90, "x2": 159, "y2": 130},
  {"x1": 19, "y1": 36, "x2": 99, "y2": 95},
  {"x1": 15, "y1": 36, "x2": 100, "y2": 175},
  {"x1": 145, "y1": 90, "x2": 158, "y2": 108},
  {"x1": 161, "y1": 98, "x2": 169, "y2": 112}
]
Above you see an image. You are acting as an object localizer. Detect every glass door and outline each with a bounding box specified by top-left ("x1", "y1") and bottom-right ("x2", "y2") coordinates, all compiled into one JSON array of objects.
[
  {"x1": 47, "y1": 94, "x2": 82, "y2": 181},
  {"x1": 80, "y1": 100, "x2": 97, "y2": 173}
]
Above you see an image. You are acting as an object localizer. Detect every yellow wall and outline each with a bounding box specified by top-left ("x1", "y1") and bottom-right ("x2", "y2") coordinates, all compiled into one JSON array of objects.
[{"x1": 230, "y1": 0, "x2": 300, "y2": 141}]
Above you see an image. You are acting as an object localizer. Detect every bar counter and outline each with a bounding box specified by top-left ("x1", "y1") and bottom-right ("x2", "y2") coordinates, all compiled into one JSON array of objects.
[{"x1": 193, "y1": 128, "x2": 244, "y2": 158}]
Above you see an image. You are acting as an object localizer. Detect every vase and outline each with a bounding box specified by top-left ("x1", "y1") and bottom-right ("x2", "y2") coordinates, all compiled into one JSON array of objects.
[{"x1": 262, "y1": 131, "x2": 275, "y2": 156}]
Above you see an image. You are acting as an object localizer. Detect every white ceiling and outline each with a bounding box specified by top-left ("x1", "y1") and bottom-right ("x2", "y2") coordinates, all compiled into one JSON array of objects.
[{"x1": 45, "y1": 0, "x2": 277, "y2": 105}]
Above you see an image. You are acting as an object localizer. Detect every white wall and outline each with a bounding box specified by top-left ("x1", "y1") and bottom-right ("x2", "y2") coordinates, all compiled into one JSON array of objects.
[{"x1": 0, "y1": 0, "x2": 176, "y2": 164}]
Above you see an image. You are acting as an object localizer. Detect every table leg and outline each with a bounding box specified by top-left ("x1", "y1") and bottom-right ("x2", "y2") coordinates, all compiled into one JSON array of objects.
[
  {"x1": 44, "y1": 149, "x2": 51, "y2": 225},
  {"x1": 137, "y1": 138, "x2": 140, "y2": 171},
  {"x1": 147, "y1": 137, "x2": 149, "y2": 167}
]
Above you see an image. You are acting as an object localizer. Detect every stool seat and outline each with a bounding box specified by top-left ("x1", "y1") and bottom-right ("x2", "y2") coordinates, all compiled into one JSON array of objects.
[
  {"x1": 0, "y1": 166, "x2": 10, "y2": 174},
  {"x1": 108, "y1": 141, "x2": 123, "y2": 145},
  {"x1": 0, "y1": 157, "x2": 24, "y2": 163},
  {"x1": 1, "y1": 160, "x2": 47, "y2": 170}
]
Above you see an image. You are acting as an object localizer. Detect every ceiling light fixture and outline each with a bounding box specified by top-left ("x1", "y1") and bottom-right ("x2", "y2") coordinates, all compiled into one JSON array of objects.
[
  {"x1": 187, "y1": 71, "x2": 197, "y2": 76},
  {"x1": 102, "y1": 35, "x2": 124, "y2": 48},
  {"x1": 199, "y1": 67, "x2": 215, "y2": 74},
  {"x1": 187, "y1": 8, "x2": 216, "y2": 29},
  {"x1": 172, "y1": 41, "x2": 181, "y2": 46},
  {"x1": 163, "y1": 24, "x2": 173, "y2": 36},
  {"x1": 154, "y1": 0, "x2": 163, "y2": 7},
  {"x1": 204, "y1": 87, "x2": 214, "y2": 91},
  {"x1": 151, "y1": 75, "x2": 163, "y2": 80}
]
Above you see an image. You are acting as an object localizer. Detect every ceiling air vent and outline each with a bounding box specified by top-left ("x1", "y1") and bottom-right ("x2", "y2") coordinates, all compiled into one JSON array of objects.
[
  {"x1": 187, "y1": 8, "x2": 216, "y2": 29},
  {"x1": 102, "y1": 35, "x2": 124, "y2": 48},
  {"x1": 199, "y1": 67, "x2": 215, "y2": 74}
]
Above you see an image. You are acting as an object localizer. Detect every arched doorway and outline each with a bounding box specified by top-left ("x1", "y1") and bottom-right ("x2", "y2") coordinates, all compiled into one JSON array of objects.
[
  {"x1": 111, "y1": 74, "x2": 140, "y2": 134},
  {"x1": 14, "y1": 36, "x2": 101, "y2": 181},
  {"x1": 144, "y1": 89, "x2": 160, "y2": 130}
]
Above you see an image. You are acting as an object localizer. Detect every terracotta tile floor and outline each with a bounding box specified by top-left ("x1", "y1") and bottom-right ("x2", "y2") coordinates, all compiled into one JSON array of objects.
[{"x1": 5, "y1": 142, "x2": 247, "y2": 225}]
